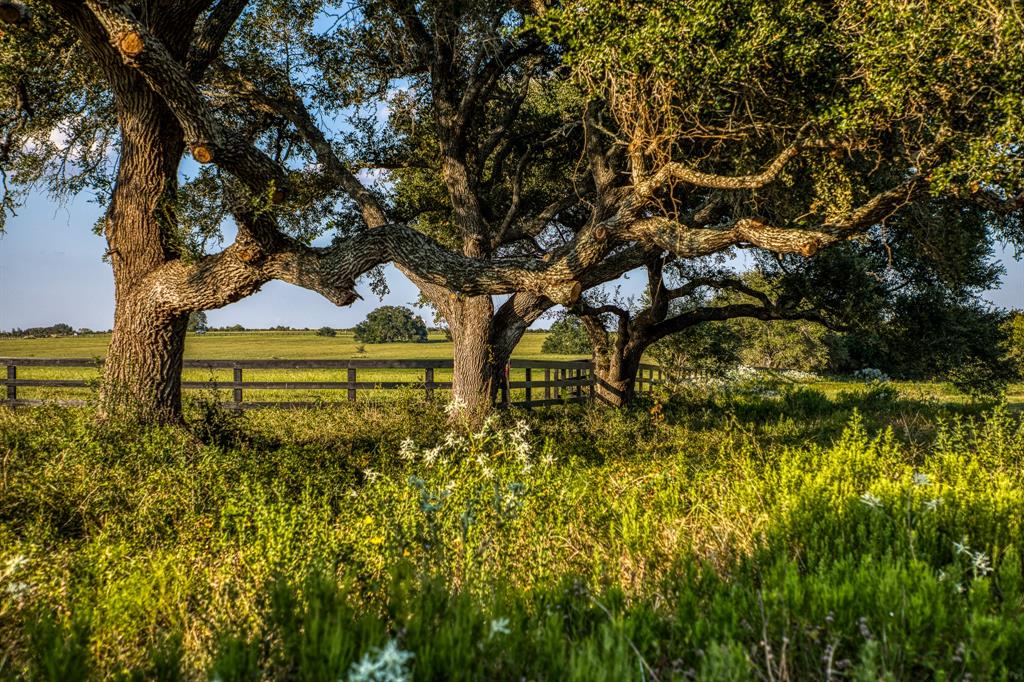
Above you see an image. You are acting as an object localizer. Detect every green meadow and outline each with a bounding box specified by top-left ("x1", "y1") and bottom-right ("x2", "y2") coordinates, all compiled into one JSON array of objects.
[
  {"x1": 0, "y1": 331, "x2": 587, "y2": 405},
  {"x1": 2, "y1": 387, "x2": 1024, "y2": 680},
  {"x1": 0, "y1": 330, "x2": 570, "y2": 361},
  {"x1": 4, "y1": 332, "x2": 1024, "y2": 680}
]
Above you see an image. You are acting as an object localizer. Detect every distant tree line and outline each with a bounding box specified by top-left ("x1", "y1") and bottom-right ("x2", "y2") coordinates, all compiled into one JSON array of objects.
[{"x1": 0, "y1": 323, "x2": 103, "y2": 338}]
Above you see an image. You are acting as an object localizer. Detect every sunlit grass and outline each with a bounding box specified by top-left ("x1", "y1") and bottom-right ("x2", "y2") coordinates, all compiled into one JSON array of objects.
[{"x1": 1, "y1": 387, "x2": 1022, "y2": 679}]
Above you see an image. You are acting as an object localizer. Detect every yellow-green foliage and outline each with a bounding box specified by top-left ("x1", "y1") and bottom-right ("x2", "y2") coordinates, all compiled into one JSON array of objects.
[{"x1": 1, "y1": 391, "x2": 1022, "y2": 680}]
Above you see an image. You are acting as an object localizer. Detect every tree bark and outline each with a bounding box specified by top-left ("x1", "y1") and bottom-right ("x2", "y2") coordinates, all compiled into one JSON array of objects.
[
  {"x1": 102, "y1": 298, "x2": 188, "y2": 421},
  {"x1": 446, "y1": 295, "x2": 501, "y2": 415},
  {"x1": 99, "y1": 82, "x2": 187, "y2": 422},
  {"x1": 592, "y1": 341, "x2": 644, "y2": 407}
]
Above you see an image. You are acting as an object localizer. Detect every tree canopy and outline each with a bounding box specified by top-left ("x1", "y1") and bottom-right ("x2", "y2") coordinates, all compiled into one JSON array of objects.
[{"x1": 1, "y1": 0, "x2": 1021, "y2": 416}]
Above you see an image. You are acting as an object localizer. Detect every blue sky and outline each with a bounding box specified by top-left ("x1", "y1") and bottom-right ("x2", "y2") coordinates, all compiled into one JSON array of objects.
[{"x1": 1, "y1": 189, "x2": 1022, "y2": 331}]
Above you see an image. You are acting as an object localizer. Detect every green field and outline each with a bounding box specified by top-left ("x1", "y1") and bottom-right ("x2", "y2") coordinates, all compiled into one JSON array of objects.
[
  {"x1": 3, "y1": 333, "x2": 1024, "y2": 678},
  {"x1": 3, "y1": 331, "x2": 1023, "y2": 409},
  {"x1": 0, "y1": 331, "x2": 590, "y2": 405},
  {"x1": 0, "y1": 330, "x2": 573, "y2": 361}
]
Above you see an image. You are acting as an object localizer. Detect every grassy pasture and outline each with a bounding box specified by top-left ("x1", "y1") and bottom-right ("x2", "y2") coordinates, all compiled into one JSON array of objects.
[
  {"x1": 0, "y1": 331, "x2": 588, "y2": 404},
  {"x1": 0, "y1": 329, "x2": 570, "y2": 360},
  {"x1": 3, "y1": 330, "x2": 1023, "y2": 408},
  {"x1": 1, "y1": 387, "x2": 1023, "y2": 680}
]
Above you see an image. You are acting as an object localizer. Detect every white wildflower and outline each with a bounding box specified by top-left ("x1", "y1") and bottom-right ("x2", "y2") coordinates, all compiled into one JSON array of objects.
[
  {"x1": 475, "y1": 413, "x2": 498, "y2": 439},
  {"x1": 442, "y1": 432, "x2": 465, "y2": 451},
  {"x1": 971, "y1": 551, "x2": 992, "y2": 577},
  {"x1": 540, "y1": 452, "x2": 556, "y2": 467},
  {"x1": 347, "y1": 639, "x2": 414, "y2": 682},
  {"x1": 362, "y1": 468, "x2": 380, "y2": 483},
  {"x1": 488, "y1": 617, "x2": 511, "y2": 639},
  {"x1": 923, "y1": 498, "x2": 942, "y2": 512},
  {"x1": 2, "y1": 555, "x2": 27, "y2": 578},
  {"x1": 859, "y1": 492, "x2": 883, "y2": 509},
  {"x1": 953, "y1": 539, "x2": 969, "y2": 556},
  {"x1": 511, "y1": 420, "x2": 530, "y2": 439},
  {"x1": 475, "y1": 453, "x2": 489, "y2": 469},
  {"x1": 422, "y1": 446, "x2": 441, "y2": 467},
  {"x1": 512, "y1": 437, "x2": 531, "y2": 464},
  {"x1": 5, "y1": 581, "x2": 30, "y2": 601},
  {"x1": 444, "y1": 397, "x2": 468, "y2": 418},
  {"x1": 398, "y1": 438, "x2": 418, "y2": 461},
  {"x1": 912, "y1": 472, "x2": 930, "y2": 486}
]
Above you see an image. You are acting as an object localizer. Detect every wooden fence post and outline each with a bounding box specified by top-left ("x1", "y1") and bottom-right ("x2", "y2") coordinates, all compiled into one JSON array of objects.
[
  {"x1": 524, "y1": 367, "x2": 532, "y2": 409},
  {"x1": 500, "y1": 363, "x2": 509, "y2": 406},
  {"x1": 233, "y1": 366, "x2": 243, "y2": 405},
  {"x1": 347, "y1": 367, "x2": 357, "y2": 402},
  {"x1": 5, "y1": 363, "x2": 15, "y2": 406},
  {"x1": 425, "y1": 367, "x2": 434, "y2": 400},
  {"x1": 545, "y1": 368, "x2": 551, "y2": 401}
]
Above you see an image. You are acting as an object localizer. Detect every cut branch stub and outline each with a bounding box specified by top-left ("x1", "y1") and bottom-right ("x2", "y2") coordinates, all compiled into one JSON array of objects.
[
  {"x1": 798, "y1": 237, "x2": 822, "y2": 257},
  {"x1": 118, "y1": 30, "x2": 145, "y2": 57},
  {"x1": 594, "y1": 225, "x2": 609, "y2": 242},
  {"x1": 567, "y1": 281, "x2": 582, "y2": 304},
  {"x1": 235, "y1": 243, "x2": 263, "y2": 263},
  {"x1": 0, "y1": 1, "x2": 30, "y2": 25},
  {"x1": 191, "y1": 144, "x2": 214, "y2": 164}
]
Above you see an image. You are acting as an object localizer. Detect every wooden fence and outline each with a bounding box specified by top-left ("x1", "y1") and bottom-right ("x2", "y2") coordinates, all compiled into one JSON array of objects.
[{"x1": 1, "y1": 358, "x2": 664, "y2": 410}]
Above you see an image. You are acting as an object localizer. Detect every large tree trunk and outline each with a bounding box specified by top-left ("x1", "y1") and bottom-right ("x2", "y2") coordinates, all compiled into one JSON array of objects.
[
  {"x1": 102, "y1": 298, "x2": 188, "y2": 421},
  {"x1": 592, "y1": 342, "x2": 645, "y2": 407},
  {"x1": 446, "y1": 295, "x2": 501, "y2": 415},
  {"x1": 98, "y1": 84, "x2": 186, "y2": 422},
  {"x1": 444, "y1": 291, "x2": 546, "y2": 415}
]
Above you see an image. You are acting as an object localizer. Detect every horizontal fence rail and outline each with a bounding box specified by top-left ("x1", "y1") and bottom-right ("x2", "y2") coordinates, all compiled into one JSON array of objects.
[{"x1": 1, "y1": 358, "x2": 664, "y2": 410}]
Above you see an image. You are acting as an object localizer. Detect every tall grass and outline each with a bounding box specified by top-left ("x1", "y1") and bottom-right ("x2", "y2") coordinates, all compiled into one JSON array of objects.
[{"x1": 0, "y1": 387, "x2": 1021, "y2": 680}]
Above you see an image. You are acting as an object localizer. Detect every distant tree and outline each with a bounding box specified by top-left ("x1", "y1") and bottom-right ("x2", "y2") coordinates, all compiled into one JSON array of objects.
[
  {"x1": 649, "y1": 322, "x2": 743, "y2": 381},
  {"x1": 316, "y1": 326, "x2": 337, "y2": 337},
  {"x1": 227, "y1": 324, "x2": 246, "y2": 333},
  {"x1": 541, "y1": 317, "x2": 591, "y2": 355},
  {"x1": 187, "y1": 311, "x2": 208, "y2": 333},
  {"x1": 831, "y1": 294, "x2": 1012, "y2": 386},
  {"x1": 729, "y1": 319, "x2": 833, "y2": 372},
  {"x1": 1004, "y1": 311, "x2": 1024, "y2": 379},
  {"x1": 354, "y1": 307, "x2": 428, "y2": 344}
]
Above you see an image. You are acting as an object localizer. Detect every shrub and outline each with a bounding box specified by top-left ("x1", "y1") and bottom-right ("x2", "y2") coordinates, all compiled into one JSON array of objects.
[
  {"x1": 540, "y1": 316, "x2": 590, "y2": 355},
  {"x1": 353, "y1": 306, "x2": 428, "y2": 343},
  {"x1": 946, "y1": 356, "x2": 1009, "y2": 400},
  {"x1": 316, "y1": 326, "x2": 337, "y2": 337},
  {"x1": 187, "y1": 311, "x2": 208, "y2": 333},
  {"x1": 1003, "y1": 311, "x2": 1024, "y2": 378},
  {"x1": 650, "y1": 320, "x2": 742, "y2": 382}
]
